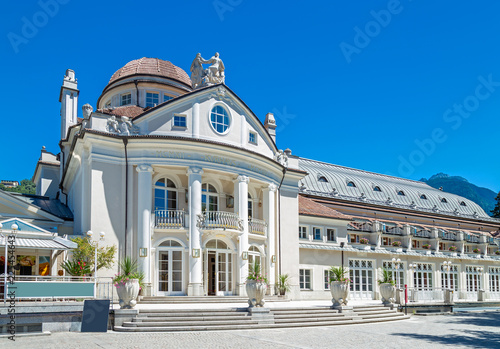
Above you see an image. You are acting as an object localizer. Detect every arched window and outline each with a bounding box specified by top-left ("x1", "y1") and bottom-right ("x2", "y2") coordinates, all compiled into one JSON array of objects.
[
  {"x1": 420, "y1": 194, "x2": 427, "y2": 200},
  {"x1": 248, "y1": 193, "x2": 253, "y2": 218},
  {"x1": 159, "y1": 239, "x2": 182, "y2": 247},
  {"x1": 373, "y1": 186, "x2": 382, "y2": 192},
  {"x1": 347, "y1": 181, "x2": 356, "y2": 188},
  {"x1": 205, "y1": 239, "x2": 229, "y2": 249},
  {"x1": 202, "y1": 183, "x2": 218, "y2": 212},
  {"x1": 441, "y1": 198, "x2": 448, "y2": 203},
  {"x1": 248, "y1": 245, "x2": 264, "y2": 274},
  {"x1": 398, "y1": 190, "x2": 405, "y2": 196},
  {"x1": 154, "y1": 178, "x2": 177, "y2": 211},
  {"x1": 318, "y1": 176, "x2": 328, "y2": 183},
  {"x1": 210, "y1": 105, "x2": 231, "y2": 134}
]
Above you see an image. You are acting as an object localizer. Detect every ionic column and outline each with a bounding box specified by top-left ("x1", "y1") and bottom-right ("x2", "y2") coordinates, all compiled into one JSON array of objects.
[
  {"x1": 263, "y1": 183, "x2": 277, "y2": 294},
  {"x1": 188, "y1": 166, "x2": 204, "y2": 296},
  {"x1": 235, "y1": 175, "x2": 249, "y2": 296},
  {"x1": 136, "y1": 164, "x2": 153, "y2": 294}
]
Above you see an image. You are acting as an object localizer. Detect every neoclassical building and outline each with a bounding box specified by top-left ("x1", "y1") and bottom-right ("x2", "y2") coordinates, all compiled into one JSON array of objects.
[{"x1": 30, "y1": 54, "x2": 500, "y2": 300}]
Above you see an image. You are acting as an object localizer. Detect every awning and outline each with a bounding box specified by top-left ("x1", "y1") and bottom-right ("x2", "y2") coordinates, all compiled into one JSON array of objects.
[{"x1": 0, "y1": 236, "x2": 77, "y2": 250}]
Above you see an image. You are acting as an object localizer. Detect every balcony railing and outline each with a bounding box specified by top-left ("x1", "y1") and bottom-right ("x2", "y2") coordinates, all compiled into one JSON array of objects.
[
  {"x1": 197, "y1": 211, "x2": 243, "y2": 231},
  {"x1": 249, "y1": 218, "x2": 268, "y2": 236},
  {"x1": 439, "y1": 230, "x2": 457, "y2": 241},
  {"x1": 413, "y1": 229, "x2": 431, "y2": 238},
  {"x1": 347, "y1": 221, "x2": 372, "y2": 232},
  {"x1": 383, "y1": 226, "x2": 403, "y2": 236},
  {"x1": 489, "y1": 237, "x2": 499, "y2": 246},
  {"x1": 465, "y1": 234, "x2": 480, "y2": 243},
  {"x1": 155, "y1": 210, "x2": 186, "y2": 228}
]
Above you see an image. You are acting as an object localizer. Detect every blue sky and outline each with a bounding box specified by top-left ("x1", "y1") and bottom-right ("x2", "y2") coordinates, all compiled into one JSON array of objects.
[{"x1": 1, "y1": 0, "x2": 499, "y2": 192}]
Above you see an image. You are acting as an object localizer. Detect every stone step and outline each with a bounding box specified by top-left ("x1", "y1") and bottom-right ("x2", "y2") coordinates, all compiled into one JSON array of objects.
[
  {"x1": 114, "y1": 315, "x2": 411, "y2": 332},
  {"x1": 134, "y1": 315, "x2": 249, "y2": 322},
  {"x1": 138, "y1": 311, "x2": 246, "y2": 317},
  {"x1": 274, "y1": 312, "x2": 345, "y2": 319},
  {"x1": 274, "y1": 316, "x2": 356, "y2": 323},
  {"x1": 358, "y1": 312, "x2": 405, "y2": 320},
  {"x1": 272, "y1": 309, "x2": 338, "y2": 315},
  {"x1": 124, "y1": 319, "x2": 258, "y2": 327}
]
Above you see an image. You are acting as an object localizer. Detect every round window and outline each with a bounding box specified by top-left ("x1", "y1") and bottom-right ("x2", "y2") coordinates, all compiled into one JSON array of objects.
[{"x1": 210, "y1": 105, "x2": 230, "y2": 134}]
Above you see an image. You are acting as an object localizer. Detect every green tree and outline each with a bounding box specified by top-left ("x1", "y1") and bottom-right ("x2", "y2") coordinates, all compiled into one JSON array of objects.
[
  {"x1": 69, "y1": 236, "x2": 117, "y2": 275},
  {"x1": 492, "y1": 191, "x2": 500, "y2": 218},
  {"x1": 0, "y1": 179, "x2": 36, "y2": 195}
]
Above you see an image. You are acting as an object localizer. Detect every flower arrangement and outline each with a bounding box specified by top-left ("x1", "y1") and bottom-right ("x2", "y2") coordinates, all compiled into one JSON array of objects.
[
  {"x1": 495, "y1": 250, "x2": 500, "y2": 255},
  {"x1": 422, "y1": 244, "x2": 431, "y2": 249},
  {"x1": 448, "y1": 246, "x2": 457, "y2": 252},
  {"x1": 113, "y1": 257, "x2": 144, "y2": 290},
  {"x1": 359, "y1": 238, "x2": 369, "y2": 244},
  {"x1": 329, "y1": 266, "x2": 351, "y2": 283},
  {"x1": 392, "y1": 241, "x2": 402, "y2": 247},
  {"x1": 473, "y1": 248, "x2": 481, "y2": 254},
  {"x1": 247, "y1": 262, "x2": 268, "y2": 284}
]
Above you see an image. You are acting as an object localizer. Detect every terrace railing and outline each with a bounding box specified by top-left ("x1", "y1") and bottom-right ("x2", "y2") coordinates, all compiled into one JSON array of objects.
[
  {"x1": 155, "y1": 210, "x2": 186, "y2": 229},
  {"x1": 249, "y1": 218, "x2": 267, "y2": 236}
]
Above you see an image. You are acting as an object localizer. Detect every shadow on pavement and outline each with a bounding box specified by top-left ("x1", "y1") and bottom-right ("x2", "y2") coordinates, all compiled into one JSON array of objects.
[{"x1": 393, "y1": 330, "x2": 500, "y2": 349}]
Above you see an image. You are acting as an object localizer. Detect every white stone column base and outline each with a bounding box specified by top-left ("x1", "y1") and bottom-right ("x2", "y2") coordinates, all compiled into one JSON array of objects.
[
  {"x1": 187, "y1": 283, "x2": 204, "y2": 296},
  {"x1": 237, "y1": 283, "x2": 248, "y2": 297}
]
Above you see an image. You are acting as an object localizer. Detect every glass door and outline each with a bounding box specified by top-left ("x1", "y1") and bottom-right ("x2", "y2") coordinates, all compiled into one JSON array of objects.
[
  {"x1": 157, "y1": 250, "x2": 183, "y2": 295},
  {"x1": 349, "y1": 259, "x2": 374, "y2": 299}
]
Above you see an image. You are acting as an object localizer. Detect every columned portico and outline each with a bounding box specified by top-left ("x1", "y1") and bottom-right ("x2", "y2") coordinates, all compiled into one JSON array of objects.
[
  {"x1": 264, "y1": 183, "x2": 277, "y2": 294},
  {"x1": 188, "y1": 166, "x2": 204, "y2": 296},
  {"x1": 136, "y1": 164, "x2": 153, "y2": 295},
  {"x1": 235, "y1": 175, "x2": 249, "y2": 296}
]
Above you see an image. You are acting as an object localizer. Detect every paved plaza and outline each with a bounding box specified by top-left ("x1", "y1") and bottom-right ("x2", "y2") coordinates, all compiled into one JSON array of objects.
[{"x1": 2, "y1": 310, "x2": 500, "y2": 349}]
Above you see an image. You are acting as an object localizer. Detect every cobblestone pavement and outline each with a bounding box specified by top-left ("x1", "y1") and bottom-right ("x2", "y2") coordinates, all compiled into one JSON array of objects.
[{"x1": 3, "y1": 311, "x2": 500, "y2": 349}]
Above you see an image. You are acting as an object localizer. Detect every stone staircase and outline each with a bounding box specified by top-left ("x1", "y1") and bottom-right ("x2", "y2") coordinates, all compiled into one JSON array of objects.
[
  {"x1": 139, "y1": 295, "x2": 289, "y2": 304},
  {"x1": 114, "y1": 305, "x2": 410, "y2": 332}
]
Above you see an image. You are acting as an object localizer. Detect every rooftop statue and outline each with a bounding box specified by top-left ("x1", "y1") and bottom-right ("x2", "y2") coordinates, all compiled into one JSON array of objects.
[{"x1": 190, "y1": 52, "x2": 225, "y2": 89}]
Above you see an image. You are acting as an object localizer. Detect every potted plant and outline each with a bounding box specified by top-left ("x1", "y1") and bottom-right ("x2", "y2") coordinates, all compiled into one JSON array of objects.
[
  {"x1": 61, "y1": 260, "x2": 92, "y2": 277},
  {"x1": 246, "y1": 262, "x2": 268, "y2": 307},
  {"x1": 473, "y1": 248, "x2": 481, "y2": 254},
  {"x1": 449, "y1": 246, "x2": 457, "y2": 252},
  {"x1": 113, "y1": 257, "x2": 144, "y2": 309},
  {"x1": 495, "y1": 250, "x2": 500, "y2": 256},
  {"x1": 422, "y1": 244, "x2": 431, "y2": 250},
  {"x1": 329, "y1": 266, "x2": 350, "y2": 307},
  {"x1": 275, "y1": 274, "x2": 291, "y2": 296},
  {"x1": 378, "y1": 268, "x2": 395, "y2": 305},
  {"x1": 392, "y1": 241, "x2": 402, "y2": 247},
  {"x1": 359, "y1": 238, "x2": 369, "y2": 245}
]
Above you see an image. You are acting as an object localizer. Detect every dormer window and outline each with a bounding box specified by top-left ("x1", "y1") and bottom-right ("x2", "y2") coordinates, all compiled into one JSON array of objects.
[
  {"x1": 441, "y1": 198, "x2": 448, "y2": 203},
  {"x1": 173, "y1": 114, "x2": 187, "y2": 128},
  {"x1": 120, "y1": 93, "x2": 131, "y2": 106},
  {"x1": 318, "y1": 176, "x2": 328, "y2": 183},
  {"x1": 373, "y1": 186, "x2": 382, "y2": 192},
  {"x1": 347, "y1": 181, "x2": 356, "y2": 187},
  {"x1": 460, "y1": 201, "x2": 467, "y2": 206},
  {"x1": 420, "y1": 194, "x2": 427, "y2": 200},
  {"x1": 398, "y1": 190, "x2": 405, "y2": 196},
  {"x1": 146, "y1": 92, "x2": 159, "y2": 107}
]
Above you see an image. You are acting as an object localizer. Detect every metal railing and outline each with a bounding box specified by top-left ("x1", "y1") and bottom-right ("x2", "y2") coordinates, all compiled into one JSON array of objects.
[
  {"x1": 199, "y1": 211, "x2": 242, "y2": 230},
  {"x1": 249, "y1": 218, "x2": 267, "y2": 236},
  {"x1": 155, "y1": 210, "x2": 186, "y2": 228},
  {"x1": 413, "y1": 229, "x2": 431, "y2": 238},
  {"x1": 464, "y1": 234, "x2": 480, "y2": 243},
  {"x1": 383, "y1": 226, "x2": 403, "y2": 236},
  {"x1": 439, "y1": 230, "x2": 457, "y2": 241},
  {"x1": 347, "y1": 221, "x2": 372, "y2": 232}
]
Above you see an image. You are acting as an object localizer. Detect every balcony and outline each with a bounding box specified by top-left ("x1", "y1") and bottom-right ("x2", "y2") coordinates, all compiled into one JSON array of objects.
[
  {"x1": 413, "y1": 228, "x2": 431, "y2": 239},
  {"x1": 249, "y1": 218, "x2": 268, "y2": 236},
  {"x1": 439, "y1": 230, "x2": 457, "y2": 241},
  {"x1": 347, "y1": 221, "x2": 372, "y2": 232},
  {"x1": 464, "y1": 234, "x2": 480, "y2": 244},
  {"x1": 155, "y1": 210, "x2": 186, "y2": 229},
  {"x1": 197, "y1": 211, "x2": 242, "y2": 231},
  {"x1": 382, "y1": 226, "x2": 403, "y2": 236},
  {"x1": 489, "y1": 237, "x2": 499, "y2": 246}
]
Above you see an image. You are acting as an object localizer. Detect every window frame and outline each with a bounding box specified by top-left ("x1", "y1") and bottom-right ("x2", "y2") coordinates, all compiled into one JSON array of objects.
[
  {"x1": 209, "y1": 104, "x2": 232, "y2": 135},
  {"x1": 172, "y1": 114, "x2": 187, "y2": 129},
  {"x1": 146, "y1": 91, "x2": 160, "y2": 108},
  {"x1": 326, "y1": 228, "x2": 335, "y2": 242},
  {"x1": 299, "y1": 268, "x2": 312, "y2": 290},
  {"x1": 299, "y1": 226, "x2": 308, "y2": 240},
  {"x1": 313, "y1": 227, "x2": 322, "y2": 241},
  {"x1": 248, "y1": 131, "x2": 257, "y2": 145},
  {"x1": 120, "y1": 93, "x2": 132, "y2": 106}
]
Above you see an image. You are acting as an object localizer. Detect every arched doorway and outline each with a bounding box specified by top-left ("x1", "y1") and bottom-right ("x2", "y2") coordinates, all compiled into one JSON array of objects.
[
  {"x1": 156, "y1": 239, "x2": 184, "y2": 295},
  {"x1": 203, "y1": 239, "x2": 233, "y2": 296}
]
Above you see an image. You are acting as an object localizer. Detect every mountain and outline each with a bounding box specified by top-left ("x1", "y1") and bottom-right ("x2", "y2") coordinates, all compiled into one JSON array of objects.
[{"x1": 420, "y1": 173, "x2": 497, "y2": 216}]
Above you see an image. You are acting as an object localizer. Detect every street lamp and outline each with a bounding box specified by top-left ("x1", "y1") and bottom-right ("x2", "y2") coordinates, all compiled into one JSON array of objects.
[
  {"x1": 392, "y1": 257, "x2": 401, "y2": 289},
  {"x1": 86, "y1": 230, "x2": 105, "y2": 277},
  {"x1": 443, "y1": 261, "x2": 452, "y2": 291}
]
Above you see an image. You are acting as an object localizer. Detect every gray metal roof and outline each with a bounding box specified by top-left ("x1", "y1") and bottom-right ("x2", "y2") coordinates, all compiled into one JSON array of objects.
[
  {"x1": 13, "y1": 194, "x2": 73, "y2": 220},
  {"x1": 298, "y1": 157, "x2": 495, "y2": 221},
  {"x1": 0, "y1": 235, "x2": 77, "y2": 250}
]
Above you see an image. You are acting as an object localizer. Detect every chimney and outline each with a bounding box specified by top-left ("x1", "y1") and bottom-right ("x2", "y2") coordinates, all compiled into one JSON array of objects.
[
  {"x1": 59, "y1": 69, "x2": 79, "y2": 139},
  {"x1": 264, "y1": 112, "x2": 277, "y2": 142}
]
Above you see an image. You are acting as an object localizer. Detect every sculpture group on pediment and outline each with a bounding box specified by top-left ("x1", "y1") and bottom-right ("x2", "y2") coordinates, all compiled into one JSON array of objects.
[
  {"x1": 190, "y1": 52, "x2": 225, "y2": 89},
  {"x1": 106, "y1": 115, "x2": 139, "y2": 135}
]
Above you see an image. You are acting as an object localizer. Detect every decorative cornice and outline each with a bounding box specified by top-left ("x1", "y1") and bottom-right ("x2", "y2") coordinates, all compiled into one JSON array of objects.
[
  {"x1": 187, "y1": 166, "x2": 204, "y2": 176},
  {"x1": 136, "y1": 164, "x2": 153, "y2": 173}
]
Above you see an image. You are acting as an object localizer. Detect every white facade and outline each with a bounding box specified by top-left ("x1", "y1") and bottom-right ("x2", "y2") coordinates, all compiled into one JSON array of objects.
[{"x1": 32, "y1": 55, "x2": 500, "y2": 300}]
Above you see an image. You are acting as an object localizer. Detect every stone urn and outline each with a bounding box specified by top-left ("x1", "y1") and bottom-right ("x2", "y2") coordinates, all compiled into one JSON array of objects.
[
  {"x1": 246, "y1": 280, "x2": 267, "y2": 307},
  {"x1": 330, "y1": 281, "x2": 349, "y2": 306},
  {"x1": 379, "y1": 283, "x2": 395, "y2": 305},
  {"x1": 116, "y1": 279, "x2": 140, "y2": 309}
]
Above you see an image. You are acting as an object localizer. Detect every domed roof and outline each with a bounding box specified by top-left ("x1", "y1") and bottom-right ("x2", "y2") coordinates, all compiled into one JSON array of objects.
[{"x1": 108, "y1": 57, "x2": 191, "y2": 87}]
